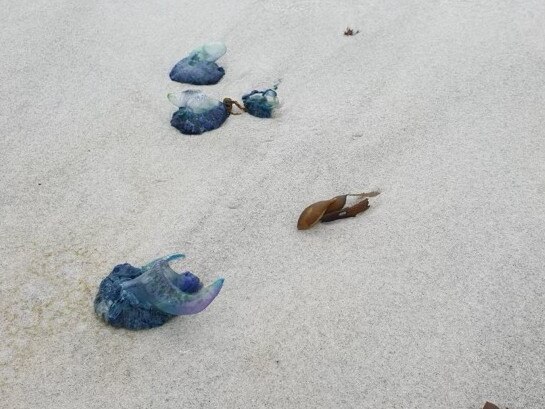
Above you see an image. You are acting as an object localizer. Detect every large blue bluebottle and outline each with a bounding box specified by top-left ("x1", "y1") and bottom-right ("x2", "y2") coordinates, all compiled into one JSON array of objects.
[
  {"x1": 169, "y1": 90, "x2": 229, "y2": 135},
  {"x1": 169, "y1": 42, "x2": 226, "y2": 85},
  {"x1": 94, "y1": 254, "x2": 224, "y2": 330},
  {"x1": 242, "y1": 88, "x2": 279, "y2": 118}
]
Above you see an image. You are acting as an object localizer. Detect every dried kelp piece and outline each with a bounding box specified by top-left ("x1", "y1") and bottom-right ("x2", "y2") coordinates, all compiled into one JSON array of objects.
[
  {"x1": 169, "y1": 42, "x2": 226, "y2": 85},
  {"x1": 94, "y1": 253, "x2": 224, "y2": 330},
  {"x1": 321, "y1": 198, "x2": 369, "y2": 223},
  {"x1": 482, "y1": 402, "x2": 500, "y2": 409},
  {"x1": 297, "y1": 197, "x2": 341, "y2": 230},
  {"x1": 297, "y1": 191, "x2": 379, "y2": 230}
]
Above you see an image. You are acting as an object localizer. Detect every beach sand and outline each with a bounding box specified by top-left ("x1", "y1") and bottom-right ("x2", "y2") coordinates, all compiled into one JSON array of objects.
[{"x1": 1, "y1": 1, "x2": 544, "y2": 407}]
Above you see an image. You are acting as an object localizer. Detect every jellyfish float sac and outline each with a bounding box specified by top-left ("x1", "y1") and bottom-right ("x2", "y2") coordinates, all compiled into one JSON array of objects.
[
  {"x1": 169, "y1": 42, "x2": 226, "y2": 85},
  {"x1": 169, "y1": 90, "x2": 229, "y2": 135},
  {"x1": 242, "y1": 89, "x2": 279, "y2": 118},
  {"x1": 94, "y1": 254, "x2": 224, "y2": 330}
]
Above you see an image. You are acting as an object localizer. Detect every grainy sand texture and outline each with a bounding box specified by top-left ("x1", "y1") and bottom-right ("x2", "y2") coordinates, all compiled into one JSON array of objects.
[{"x1": 1, "y1": 1, "x2": 544, "y2": 408}]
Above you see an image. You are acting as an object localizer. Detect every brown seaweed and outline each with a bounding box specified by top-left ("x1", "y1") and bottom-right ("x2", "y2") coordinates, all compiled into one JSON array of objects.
[{"x1": 297, "y1": 191, "x2": 379, "y2": 230}]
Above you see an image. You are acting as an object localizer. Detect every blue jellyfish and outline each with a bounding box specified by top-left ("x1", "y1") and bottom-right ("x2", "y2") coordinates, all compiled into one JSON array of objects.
[
  {"x1": 242, "y1": 88, "x2": 279, "y2": 118},
  {"x1": 94, "y1": 254, "x2": 224, "y2": 330},
  {"x1": 168, "y1": 90, "x2": 230, "y2": 135},
  {"x1": 169, "y1": 42, "x2": 226, "y2": 85}
]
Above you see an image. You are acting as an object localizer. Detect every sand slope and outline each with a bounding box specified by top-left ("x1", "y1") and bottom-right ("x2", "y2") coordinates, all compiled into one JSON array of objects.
[{"x1": 1, "y1": 0, "x2": 544, "y2": 407}]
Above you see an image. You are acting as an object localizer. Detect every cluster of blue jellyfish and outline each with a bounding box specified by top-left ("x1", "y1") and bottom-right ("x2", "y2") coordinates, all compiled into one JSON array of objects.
[
  {"x1": 94, "y1": 42, "x2": 283, "y2": 330},
  {"x1": 94, "y1": 254, "x2": 224, "y2": 330},
  {"x1": 167, "y1": 42, "x2": 279, "y2": 135}
]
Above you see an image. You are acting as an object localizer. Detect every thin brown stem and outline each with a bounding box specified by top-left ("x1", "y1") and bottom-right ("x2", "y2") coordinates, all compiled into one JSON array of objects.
[{"x1": 346, "y1": 191, "x2": 380, "y2": 198}]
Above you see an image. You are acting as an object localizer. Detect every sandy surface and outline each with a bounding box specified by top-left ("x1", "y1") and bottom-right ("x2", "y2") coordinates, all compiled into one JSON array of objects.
[{"x1": 1, "y1": 1, "x2": 544, "y2": 408}]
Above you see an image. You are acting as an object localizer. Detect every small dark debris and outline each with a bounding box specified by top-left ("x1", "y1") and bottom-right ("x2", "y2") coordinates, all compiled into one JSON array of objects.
[
  {"x1": 344, "y1": 27, "x2": 360, "y2": 36},
  {"x1": 483, "y1": 402, "x2": 500, "y2": 409}
]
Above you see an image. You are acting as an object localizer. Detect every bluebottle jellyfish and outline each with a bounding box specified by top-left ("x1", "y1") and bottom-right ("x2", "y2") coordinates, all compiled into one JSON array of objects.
[
  {"x1": 169, "y1": 90, "x2": 230, "y2": 135},
  {"x1": 242, "y1": 88, "x2": 279, "y2": 118},
  {"x1": 169, "y1": 42, "x2": 226, "y2": 85},
  {"x1": 94, "y1": 253, "x2": 224, "y2": 330}
]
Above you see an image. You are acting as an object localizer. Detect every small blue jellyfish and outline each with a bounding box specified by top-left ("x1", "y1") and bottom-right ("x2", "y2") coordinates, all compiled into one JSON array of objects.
[
  {"x1": 94, "y1": 254, "x2": 224, "y2": 330},
  {"x1": 169, "y1": 90, "x2": 229, "y2": 135},
  {"x1": 169, "y1": 42, "x2": 226, "y2": 85},
  {"x1": 242, "y1": 89, "x2": 279, "y2": 118}
]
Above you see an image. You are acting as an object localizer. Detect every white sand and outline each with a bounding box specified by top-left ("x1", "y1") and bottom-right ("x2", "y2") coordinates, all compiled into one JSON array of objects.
[{"x1": 1, "y1": 1, "x2": 544, "y2": 407}]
